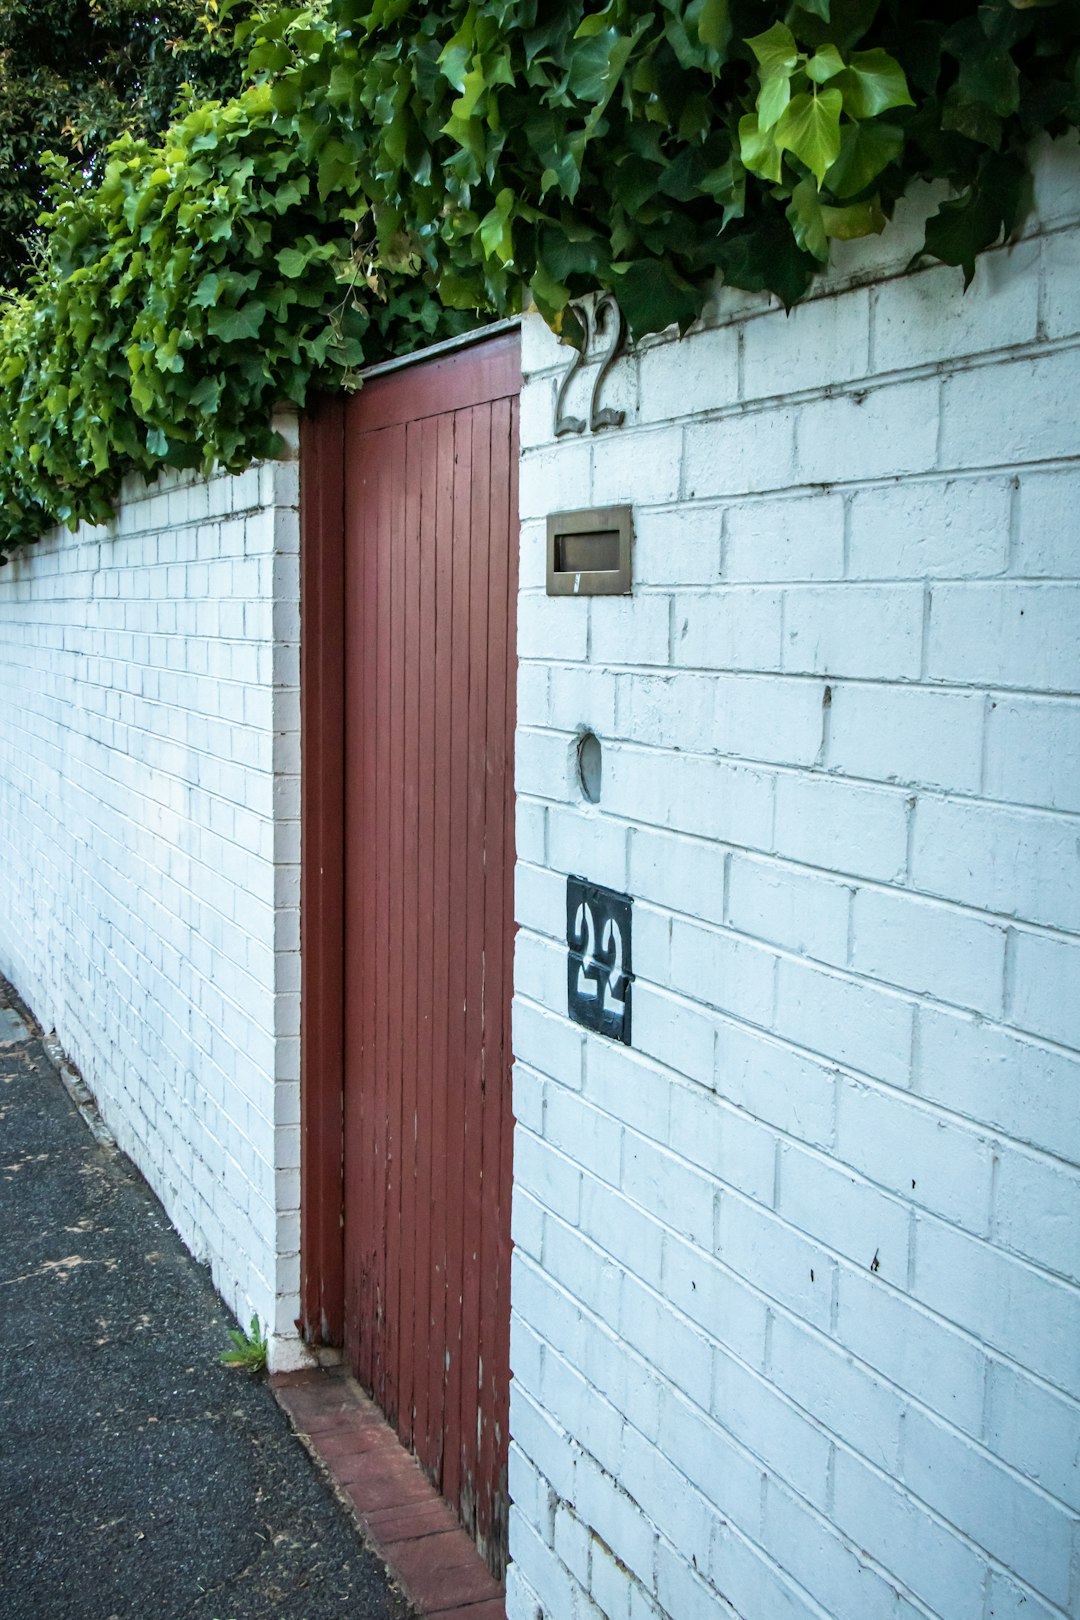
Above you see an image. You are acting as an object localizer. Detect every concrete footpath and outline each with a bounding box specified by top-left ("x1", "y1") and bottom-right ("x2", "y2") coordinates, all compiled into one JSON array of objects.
[{"x1": 0, "y1": 975, "x2": 413, "y2": 1620}]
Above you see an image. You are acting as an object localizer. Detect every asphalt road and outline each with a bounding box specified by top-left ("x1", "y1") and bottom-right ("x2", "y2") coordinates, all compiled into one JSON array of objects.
[{"x1": 0, "y1": 977, "x2": 413, "y2": 1620}]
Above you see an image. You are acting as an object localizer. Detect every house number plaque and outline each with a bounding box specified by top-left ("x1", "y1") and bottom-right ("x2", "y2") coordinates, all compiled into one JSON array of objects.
[{"x1": 567, "y1": 876, "x2": 633, "y2": 1045}]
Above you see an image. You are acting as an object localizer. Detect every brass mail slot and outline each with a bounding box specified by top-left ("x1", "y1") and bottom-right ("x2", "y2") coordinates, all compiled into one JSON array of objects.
[{"x1": 547, "y1": 505, "x2": 632, "y2": 597}]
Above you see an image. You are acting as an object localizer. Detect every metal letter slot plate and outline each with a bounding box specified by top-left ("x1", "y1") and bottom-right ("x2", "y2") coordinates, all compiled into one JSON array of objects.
[
  {"x1": 547, "y1": 505, "x2": 632, "y2": 597},
  {"x1": 567, "y1": 875, "x2": 633, "y2": 1045}
]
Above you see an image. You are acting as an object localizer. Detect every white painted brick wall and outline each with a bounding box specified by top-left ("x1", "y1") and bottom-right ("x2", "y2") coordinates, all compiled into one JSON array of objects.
[
  {"x1": 510, "y1": 138, "x2": 1080, "y2": 1620},
  {"x1": 0, "y1": 421, "x2": 304, "y2": 1369}
]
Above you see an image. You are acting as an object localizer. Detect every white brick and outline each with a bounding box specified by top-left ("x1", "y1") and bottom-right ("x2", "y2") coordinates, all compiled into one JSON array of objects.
[
  {"x1": 671, "y1": 588, "x2": 784, "y2": 672},
  {"x1": 782, "y1": 584, "x2": 924, "y2": 679},
  {"x1": 1040, "y1": 227, "x2": 1080, "y2": 340},
  {"x1": 984, "y1": 695, "x2": 1080, "y2": 813},
  {"x1": 669, "y1": 917, "x2": 776, "y2": 1027},
  {"x1": 629, "y1": 825, "x2": 726, "y2": 926},
  {"x1": 547, "y1": 803, "x2": 628, "y2": 892},
  {"x1": 985, "y1": 1358, "x2": 1080, "y2": 1511},
  {"x1": 941, "y1": 346, "x2": 1080, "y2": 469},
  {"x1": 514, "y1": 724, "x2": 577, "y2": 802},
  {"x1": 683, "y1": 407, "x2": 797, "y2": 499},
  {"x1": 715, "y1": 1193, "x2": 835, "y2": 1332},
  {"x1": 639, "y1": 324, "x2": 739, "y2": 421},
  {"x1": 591, "y1": 425, "x2": 682, "y2": 507},
  {"x1": 591, "y1": 594, "x2": 670, "y2": 668},
  {"x1": 1010, "y1": 928, "x2": 1080, "y2": 1048},
  {"x1": 910, "y1": 796, "x2": 1080, "y2": 930},
  {"x1": 774, "y1": 773, "x2": 909, "y2": 883},
  {"x1": 517, "y1": 592, "x2": 589, "y2": 662},
  {"x1": 928, "y1": 582, "x2": 1080, "y2": 692},
  {"x1": 723, "y1": 492, "x2": 844, "y2": 582},
  {"x1": 622, "y1": 1130, "x2": 718, "y2": 1246},
  {"x1": 994, "y1": 1146, "x2": 1080, "y2": 1283},
  {"x1": 775, "y1": 955, "x2": 914, "y2": 1087},
  {"x1": 873, "y1": 241, "x2": 1040, "y2": 373},
  {"x1": 832, "y1": 1447, "x2": 987, "y2": 1620},
  {"x1": 760, "y1": 1478, "x2": 902, "y2": 1620},
  {"x1": 797, "y1": 380, "x2": 940, "y2": 485},
  {"x1": 512, "y1": 996, "x2": 583, "y2": 1089},
  {"x1": 916, "y1": 1004, "x2": 1080, "y2": 1163},
  {"x1": 912, "y1": 1213, "x2": 1080, "y2": 1390},
  {"x1": 778, "y1": 1141, "x2": 910, "y2": 1277},
  {"x1": 827, "y1": 681, "x2": 984, "y2": 793},
  {"x1": 727, "y1": 854, "x2": 849, "y2": 964},
  {"x1": 632, "y1": 503, "x2": 723, "y2": 588},
  {"x1": 616, "y1": 670, "x2": 715, "y2": 753},
  {"x1": 903, "y1": 1406, "x2": 1074, "y2": 1609},
  {"x1": 519, "y1": 440, "x2": 591, "y2": 522},
  {"x1": 743, "y1": 287, "x2": 871, "y2": 401},
  {"x1": 837, "y1": 1076, "x2": 994, "y2": 1233},
  {"x1": 1014, "y1": 468, "x2": 1080, "y2": 578},
  {"x1": 851, "y1": 886, "x2": 1007, "y2": 1016},
  {"x1": 713, "y1": 675, "x2": 824, "y2": 766},
  {"x1": 604, "y1": 746, "x2": 774, "y2": 847},
  {"x1": 835, "y1": 1261, "x2": 987, "y2": 1436},
  {"x1": 547, "y1": 662, "x2": 617, "y2": 734},
  {"x1": 715, "y1": 1020, "x2": 836, "y2": 1149},
  {"x1": 508, "y1": 185, "x2": 1080, "y2": 1620},
  {"x1": 630, "y1": 980, "x2": 715, "y2": 1087},
  {"x1": 661, "y1": 1227, "x2": 770, "y2": 1363}
]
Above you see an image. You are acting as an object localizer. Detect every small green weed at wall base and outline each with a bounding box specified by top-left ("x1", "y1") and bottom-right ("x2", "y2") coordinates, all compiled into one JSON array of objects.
[
  {"x1": 220, "y1": 1314, "x2": 268, "y2": 1375},
  {"x1": 0, "y1": 0, "x2": 1077, "y2": 558}
]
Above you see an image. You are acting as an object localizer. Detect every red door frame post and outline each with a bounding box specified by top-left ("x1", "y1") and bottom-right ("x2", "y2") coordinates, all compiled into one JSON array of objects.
[{"x1": 299, "y1": 395, "x2": 346, "y2": 1345}]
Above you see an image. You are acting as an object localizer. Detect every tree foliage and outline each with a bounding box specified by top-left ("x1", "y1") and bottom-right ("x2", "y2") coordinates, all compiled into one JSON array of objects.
[
  {"x1": 0, "y1": 0, "x2": 1077, "y2": 558},
  {"x1": 0, "y1": 0, "x2": 259, "y2": 288}
]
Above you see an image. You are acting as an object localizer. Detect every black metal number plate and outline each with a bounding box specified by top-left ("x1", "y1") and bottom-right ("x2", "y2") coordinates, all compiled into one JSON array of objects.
[{"x1": 567, "y1": 876, "x2": 633, "y2": 1045}]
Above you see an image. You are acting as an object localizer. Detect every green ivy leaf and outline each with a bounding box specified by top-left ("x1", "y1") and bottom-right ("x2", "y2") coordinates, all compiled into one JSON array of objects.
[
  {"x1": 805, "y1": 45, "x2": 846, "y2": 84},
  {"x1": 738, "y1": 111, "x2": 784, "y2": 183},
  {"x1": 835, "y1": 49, "x2": 915, "y2": 119},
  {"x1": 479, "y1": 188, "x2": 515, "y2": 266},
  {"x1": 825, "y1": 119, "x2": 904, "y2": 197},
  {"x1": 745, "y1": 22, "x2": 800, "y2": 83},
  {"x1": 774, "y1": 88, "x2": 844, "y2": 185},
  {"x1": 276, "y1": 247, "x2": 310, "y2": 277},
  {"x1": 918, "y1": 152, "x2": 1025, "y2": 286},
  {"x1": 207, "y1": 301, "x2": 267, "y2": 341},
  {"x1": 758, "y1": 68, "x2": 794, "y2": 132},
  {"x1": 958, "y1": 47, "x2": 1021, "y2": 116},
  {"x1": 821, "y1": 194, "x2": 887, "y2": 238},
  {"x1": 611, "y1": 257, "x2": 704, "y2": 339},
  {"x1": 693, "y1": 0, "x2": 730, "y2": 52},
  {"x1": 787, "y1": 177, "x2": 829, "y2": 259}
]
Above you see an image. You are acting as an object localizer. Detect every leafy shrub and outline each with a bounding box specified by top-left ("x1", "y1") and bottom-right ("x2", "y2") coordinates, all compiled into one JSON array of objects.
[{"x1": 0, "y1": 0, "x2": 1077, "y2": 557}]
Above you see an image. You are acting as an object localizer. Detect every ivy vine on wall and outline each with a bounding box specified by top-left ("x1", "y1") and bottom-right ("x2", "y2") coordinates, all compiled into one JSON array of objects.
[{"x1": 0, "y1": 0, "x2": 1077, "y2": 557}]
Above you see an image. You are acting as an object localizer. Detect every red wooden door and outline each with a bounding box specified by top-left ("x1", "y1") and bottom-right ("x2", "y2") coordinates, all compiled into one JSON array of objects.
[{"x1": 341, "y1": 333, "x2": 519, "y2": 1575}]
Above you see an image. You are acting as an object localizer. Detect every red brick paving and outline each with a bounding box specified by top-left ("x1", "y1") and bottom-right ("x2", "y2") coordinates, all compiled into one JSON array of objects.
[{"x1": 271, "y1": 1365, "x2": 504, "y2": 1619}]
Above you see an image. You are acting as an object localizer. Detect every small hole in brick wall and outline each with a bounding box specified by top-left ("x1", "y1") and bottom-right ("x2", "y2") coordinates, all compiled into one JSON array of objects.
[{"x1": 577, "y1": 731, "x2": 602, "y2": 804}]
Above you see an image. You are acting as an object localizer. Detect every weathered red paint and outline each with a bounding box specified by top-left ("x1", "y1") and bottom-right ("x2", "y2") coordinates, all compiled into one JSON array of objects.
[
  {"x1": 299, "y1": 398, "x2": 346, "y2": 1347},
  {"x1": 340, "y1": 334, "x2": 520, "y2": 1576}
]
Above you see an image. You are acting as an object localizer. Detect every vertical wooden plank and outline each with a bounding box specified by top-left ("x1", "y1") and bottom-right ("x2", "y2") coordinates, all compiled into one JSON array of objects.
[
  {"x1": 475, "y1": 392, "x2": 514, "y2": 1567},
  {"x1": 425, "y1": 407, "x2": 457, "y2": 1483},
  {"x1": 411, "y1": 410, "x2": 438, "y2": 1468},
  {"x1": 458, "y1": 400, "x2": 493, "y2": 1539},
  {"x1": 397, "y1": 418, "x2": 423, "y2": 1448},
  {"x1": 441, "y1": 401, "x2": 475, "y2": 1517},
  {"x1": 383, "y1": 418, "x2": 410, "y2": 1426},
  {"x1": 299, "y1": 398, "x2": 345, "y2": 1347}
]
